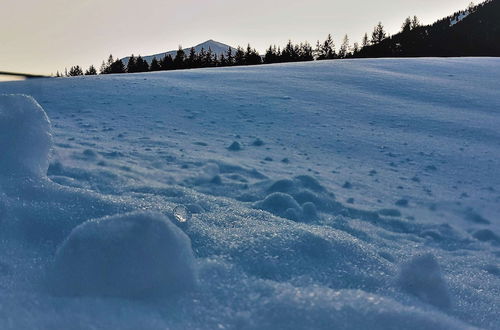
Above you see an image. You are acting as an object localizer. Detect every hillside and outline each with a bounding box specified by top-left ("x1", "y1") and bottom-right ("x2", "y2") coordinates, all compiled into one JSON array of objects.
[
  {"x1": 121, "y1": 39, "x2": 236, "y2": 65},
  {"x1": 357, "y1": 0, "x2": 500, "y2": 57},
  {"x1": 1, "y1": 58, "x2": 499, "y2": 329}
]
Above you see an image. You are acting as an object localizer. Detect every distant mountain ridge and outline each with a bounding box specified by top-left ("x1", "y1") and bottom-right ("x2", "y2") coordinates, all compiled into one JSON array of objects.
[
  {"x1": 356, "y1": 0, "x2": 500, "y2": 57},
  {"x1": 122, "y1": 40, "x2": 236, "y2": 65}
]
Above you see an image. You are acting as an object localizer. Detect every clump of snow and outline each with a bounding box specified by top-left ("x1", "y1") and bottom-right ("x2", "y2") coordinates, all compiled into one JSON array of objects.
[
  {"x1": 0, "y1": 94, "x2": 52, "y2": 178},
  {"x1": 254, "y1": 192, "x2": 302, "y2": 218},
  {"x1": 49, "y1": 212, "x2": 197, "y2": 298},
  {"x1": 227, "y1": 141, "x2": 242, "y2": 151},
  {"x1": 398, "y1": 253, "x2": 451, "y2": 309},
  {"x1": 450, "y1": 11, "x2": 469, "y2": 27}
]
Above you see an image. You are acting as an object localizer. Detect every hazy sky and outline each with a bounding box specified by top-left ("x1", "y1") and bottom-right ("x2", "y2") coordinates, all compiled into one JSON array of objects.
[{"x1": 1, "y1": 0, "x2": 473, "y2": 75}]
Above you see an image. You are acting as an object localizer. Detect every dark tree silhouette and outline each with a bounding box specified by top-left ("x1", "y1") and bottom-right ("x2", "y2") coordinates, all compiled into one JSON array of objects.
[
  {"x1": 159, "y1": 54, "x2": 174, "y2": 70},
  {"x1": 127, "y1": 55, "x2": 137, "y2": 73},
  {"x1": 150, "y1": 57, "x2": 161, "y2": 71},
  {"x1": 173, "y1": 46, "x2": 186, "y2": 69},
  {"x1": 371, "y1": 22, "x2": 387, "y2": 44},
  {"x1": 234, "y1": 46, "x2": 245, "y2": 65},
  {"x1": 68, "y1": 65, "x2": 83, "y2": 76},
  {"x1": 226, "y1": 47, "x2": 234, "y2": 66},
  {"x1": 85, "y1": 65, "x2": 97, "y2": 75}
]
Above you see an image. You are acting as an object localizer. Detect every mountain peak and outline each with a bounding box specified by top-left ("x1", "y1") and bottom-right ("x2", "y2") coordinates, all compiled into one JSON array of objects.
[{"x1": 122, "y1": 40, "x2": 235, "y2": 65}]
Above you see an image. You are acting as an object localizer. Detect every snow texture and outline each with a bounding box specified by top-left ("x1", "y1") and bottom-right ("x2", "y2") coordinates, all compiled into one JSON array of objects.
[{"x1": 0, "y1": 58, "x2": 499, "y2": 329}]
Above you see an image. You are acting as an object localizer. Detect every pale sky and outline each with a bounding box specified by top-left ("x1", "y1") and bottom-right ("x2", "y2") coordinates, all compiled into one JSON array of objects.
[{"x1": 0, "y1": 0, "x2": 473, "y2": 75}]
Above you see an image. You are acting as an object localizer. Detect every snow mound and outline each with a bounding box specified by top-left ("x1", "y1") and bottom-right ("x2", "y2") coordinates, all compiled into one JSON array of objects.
[
  {"x1": 0, "y1": 94, "x2": 52, "y2": 178},
  {"x1": 246, "y1": 285, "x2": 469, "y2": 330},
  {"x1": 49, "y1": 212, "x2": 197, "y2": 298},
  {"x1": 398, "y1": 253, "x2": 451, "y2": 309}
]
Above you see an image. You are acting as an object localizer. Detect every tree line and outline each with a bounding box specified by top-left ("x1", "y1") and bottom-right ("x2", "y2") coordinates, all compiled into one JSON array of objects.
[
  {"x1": 59, "y1": 1, "x2": 492, "y2": 77},
  {"x1": 58, "y1": 21, "x2": 399, "y2": 77}
]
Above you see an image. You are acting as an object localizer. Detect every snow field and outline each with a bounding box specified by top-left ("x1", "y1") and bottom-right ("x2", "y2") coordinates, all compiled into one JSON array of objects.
[{"x1": 0, "y1": 58, "x2": 499, "y2": 329}]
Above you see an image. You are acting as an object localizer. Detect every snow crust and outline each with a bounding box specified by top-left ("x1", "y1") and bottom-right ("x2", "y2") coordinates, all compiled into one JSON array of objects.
[{"x1": 0, "y1": 58, "x2": 499, "y2": 329}]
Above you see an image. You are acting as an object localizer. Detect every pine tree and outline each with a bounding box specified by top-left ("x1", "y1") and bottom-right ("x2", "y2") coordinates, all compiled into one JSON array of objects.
[
  {"x1": 68, "y1": 65, "x2": 83, "y2": 76},
  {"x1": 362, "y1": 33, "x2": 370, "y2": 48},
  {"x1": 85, "y1": 65, "x2": 97, "y2": 75},
  {"x1": 173, "y1": 46, "x2": 186, "y2": 69},
  {"x1": 226, "y1": 47, "x2": 234, "y2": 66},
  {"x1": 205, "y1": 47, "x2": 214, "y2": 67},
  {"x1": 318, "y1": 34, "x2": 335, "y2": 60},
  {"x1": 219, "y1": 54, "x2": 227, "y2": 67},
  {"x1": 264, "y1": 45, "x2": 279, "y2": 64},
  {"x1": 352, "y1": 42, "x2": 360, "y2": 55},
  {"x1": 281, "y1": 40, "x2": 299, "y2": 62},
  {"x1": 411, "y1": 16, "x2": 420, "y2": 29},
  {"x1": 150, "y1": 57, "x2": 161, "y2": 71},
  {"x1": 245, "y1": 44, "x2": 261, "y2": 65},
  {"x1": 234, "y1": 46, "x2": 245, "y2": 65},
  {"x1": 135, "y1": 56, "x2": 149, "y2": 72},
  {"x1": 159, "y1": 54, "x2": 174, "y2": 70},
  {"x1": 110, "y1": 59, "x2": 126, "y2": 74},
  {"x1": 339, "y1": 34, "x2": 350, "y2": 58},
  {"x1": 298, "y1": 42, "x2": 313, "y2": 61},
  {"x1": 127, "y1": 55, "x2": 137, "y2": 73},
  {"x1": 402, "y1": 17, "x2": 412, "y2": 33},
  {"x1": 187, "y1": 47, "x2": 197, "y2": 68},
  {"x1": 371, "y1": 22, "x2": 387, "y2": 44}
]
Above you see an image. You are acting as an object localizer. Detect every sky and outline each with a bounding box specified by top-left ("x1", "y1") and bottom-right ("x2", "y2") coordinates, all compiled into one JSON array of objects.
[{"x1": 0, "y1": 0, "x2": 474, "y2": 75}]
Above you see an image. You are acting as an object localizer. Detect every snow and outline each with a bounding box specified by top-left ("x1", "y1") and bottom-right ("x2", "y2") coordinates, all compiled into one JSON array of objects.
[
  {"x1": 450, "y1": 11, "x2": 470, "y2": 26},
  {"x1": 0, "y1": 94, "x2": 52, "y2": 178},
  {"x1": 0, "y1": 57, "x2": 499, "y2": 329},
  {"x1": 49, "y1": 211, "x2": 197, "y2": 298}
]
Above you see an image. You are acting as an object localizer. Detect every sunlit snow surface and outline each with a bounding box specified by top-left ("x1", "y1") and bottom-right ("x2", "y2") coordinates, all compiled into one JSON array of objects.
[{"x1": 0, "y1": 58, "x2": 499, "y2": 329}]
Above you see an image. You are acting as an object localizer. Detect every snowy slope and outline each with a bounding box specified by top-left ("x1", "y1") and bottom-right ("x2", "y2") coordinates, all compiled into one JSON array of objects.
[
  {"x1": 0, "y1": 58, "x2": 499, "y2": 329},
  {"x1": 122, "y1": 39, "x2": 236, "y2": 65}
]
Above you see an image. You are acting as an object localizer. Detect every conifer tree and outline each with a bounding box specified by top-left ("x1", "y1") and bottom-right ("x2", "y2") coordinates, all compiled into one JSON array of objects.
[
  {"x1": 402, "y1": 17, "x2": 412, "y2": 33},
  {"x1": 205, "y1": 47, "x2": 214, "y2": 67},
  {"x1": 234, "y1": 46, "x2": 245, "y2": 65},
  {"x1": 352, "y1": 42, "x2": 360, "y2": 55},
  {"x1": 411, "y1": 16, "x2": 420, "y2": 29},
  {"x1": 339, "y1": 35, "x2": 350, "y2": 58},
  {"x1": 135, "y1": 56, "x2": 149, "y2": 72},
  {"x1": 226, "y1": 47, "x2": 234, "y2": 66},
  {"x1": 127, "y1": 55, "x2": 137, "y2": 73},
  {"x1": 371, "y1": 22, "x2": 387, "y2": 44},
  {"x1": 100, "y1": 55, "x2": 115, "y2": 74},
  {"x1": 68, "y1": 65, "x2": 83, "y2": 76},
  {"x1": 245, "y1": 44, "x2": 261, "y2": 65},
  {"x1": 298, "y1": 42, "x2": 313, "y2": 61},
  {"x1": 109, "y1": 59, "x2": 126, "y2": 74},
  {"x1": 159, "y1": 54, "x2": 174, "y2": 70},
  {"x1": 85, "y1": 65, "x2": 97, "y2": 75},
  {"x1": 173, "y1": 46, "x2": 186, "y2": 69},
  {"x1": 362, "y1": 33, "x2": 370, "y2": 48},
  {"x1": 318, "y1": 34, "x2": 335, "y2": 60},
  {"x1": 264, "y1": 45, "x2": 279, "y2": 64},
  {"x1": 187, "y1": 47, "x2": 197, "y2": 68},
  {"x1": 150, "y1": 57, "x2": 161, "y2": 71},
  {"x1": 219, "y1": 54, "x2": 227, "y2": 66}
]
